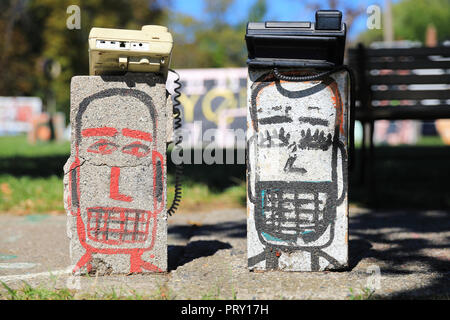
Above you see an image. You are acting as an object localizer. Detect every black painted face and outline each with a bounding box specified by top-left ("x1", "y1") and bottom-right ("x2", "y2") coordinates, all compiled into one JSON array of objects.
[
  {"x1": 250, "y1": 75, "x2": 341, "y2": 248},
  {"x1": 255, "y1": 79, "x2": 337, "y2": 183}
]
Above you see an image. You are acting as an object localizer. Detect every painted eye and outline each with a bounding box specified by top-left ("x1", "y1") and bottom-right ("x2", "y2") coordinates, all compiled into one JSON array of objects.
[
  {"x1": 259, "y1": 128, "x2": 290, "y2": 147},
  {"x1": 87, "y1": 139, "x2": 118, "y2": 155},
  {"x1": 122, "y1": 141, "x2": 150, "y2": 158}
]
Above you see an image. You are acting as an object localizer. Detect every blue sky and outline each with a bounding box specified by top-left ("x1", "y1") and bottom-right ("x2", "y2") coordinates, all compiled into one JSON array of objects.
[{"x1": 172, "y1": 0, "x2": 398, "y2": 40}]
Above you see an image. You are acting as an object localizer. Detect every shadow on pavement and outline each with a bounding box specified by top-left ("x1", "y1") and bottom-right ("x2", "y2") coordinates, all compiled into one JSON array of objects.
[
  {"x1": 168, "y1": 209, "x2": 449, "y2": 298},
  {"x1": 169, "y1": 221, "x2": 246, "y2": 241},
  {"x1": 349, "y1": 210, "x2": 450, "y2": 298},
  {"x1": 168, "y1": 240, "x2": 232, "y2": 271},
  {"x1": 348, "y1": 239, "x2": 373, "y2": 270},
  {"x1": 168, "y1": 220, "x2": 245, "y2": 271}
]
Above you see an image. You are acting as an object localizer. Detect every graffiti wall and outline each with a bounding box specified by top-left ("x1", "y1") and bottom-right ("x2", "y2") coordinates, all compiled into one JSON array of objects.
[
  {"x1": 247, "y1": 69, "x2": 349, "y2": 271},
  {"x1": 64, "y1": 73, "x2": 169, "y2": 274},
  {"x1": 0, "y1": 97, "x2": 42, "y2": 135},
  {"x1": 373, "y1": 120, "x2": 421, "y2": 145},
  {"x1": 167, "y1": 68, "x2": 247, "y2": 148}
]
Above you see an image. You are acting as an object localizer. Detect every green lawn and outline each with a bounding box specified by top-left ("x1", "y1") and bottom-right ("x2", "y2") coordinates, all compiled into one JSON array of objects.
[
  {"x1": 0, "y1": 135, "x2": 245, "y2": 214},
  {"x1": 0, "y1": 134, "x2": 448, "y2": 214},
  {"x1": 0, "y1": 175, "x2": 64, "y2": 214},
  {"x1": 0, "y1": 135, "x2": 70, "y2": 157},
  {"x1": 0, "y1": 280, "x2": 170, "y2": 300}
]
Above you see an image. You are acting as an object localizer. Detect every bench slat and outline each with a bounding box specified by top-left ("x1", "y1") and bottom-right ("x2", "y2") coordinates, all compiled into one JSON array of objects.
[
  {"x1": 363, "y1": 47, "x2": 450, "y2": 57},
  {"x1": 371, "y1": 89, "x2": 450, "y2": 100},
  {"x1": 356, "y1": 105, "x2": 450, "y2": 121},
  {"x1": 349, "y1": 45, "x2": 450, "y2": 121},
  {"x1": 348, "y1": 46, "x2": 450, "y2": 58},
  {"x1": 367, "y1": 74, "x2": 450, "y2": 85},
  {"x1": 367, "y1": 60, "x2": 450, "y2": 69}
]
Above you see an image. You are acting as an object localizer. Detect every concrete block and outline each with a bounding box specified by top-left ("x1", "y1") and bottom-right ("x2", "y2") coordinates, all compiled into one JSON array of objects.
[
  {"x1": 64, "y1": 73, "x2": 170, "y2": 274},
  {"x1": 247, "y1": 68, "x2": 349, "y2": 271}
]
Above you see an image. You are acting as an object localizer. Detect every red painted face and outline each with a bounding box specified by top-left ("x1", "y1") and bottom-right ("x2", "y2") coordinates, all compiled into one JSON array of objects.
[
  {"x1": 81, "y1": 127, "x2": 153, "y2": 202},
  {"x1": 77, "y1": 126, "x2": 163, "y2": 247},
  {"x1": 68, "y1": 88, "x2": 165, "y2": 274},
  {"x1": 73, "y1": 93, "x2": 164, "y2": 251},
  {"x1": 83, "y1": 127, "x2": 152, "y2": 158}
]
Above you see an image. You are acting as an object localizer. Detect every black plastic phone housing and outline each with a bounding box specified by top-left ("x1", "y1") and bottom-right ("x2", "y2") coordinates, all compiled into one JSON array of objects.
[{"x1": 245, "y1": 10, "x2": 346, "y2": 69}]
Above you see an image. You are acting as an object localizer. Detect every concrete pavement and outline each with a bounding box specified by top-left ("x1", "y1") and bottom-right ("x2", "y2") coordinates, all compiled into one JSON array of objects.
[{"x1": 0, "y1": 208, "x2": 449, "y2": 299}]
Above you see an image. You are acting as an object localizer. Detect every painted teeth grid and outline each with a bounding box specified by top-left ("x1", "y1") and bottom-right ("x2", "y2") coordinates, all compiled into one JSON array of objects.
[
  {"x1": 87, "y1": 207, "x2": 150, "y2": 245},
  {"x1": 262, "y1": 189, "x2": 327, "y2": 238}
]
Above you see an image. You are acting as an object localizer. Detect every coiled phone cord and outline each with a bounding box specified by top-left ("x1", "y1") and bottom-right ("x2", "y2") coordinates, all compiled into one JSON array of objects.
[
  {"x1": 167, "y1": 69, "x2": 183, "y2": 216},
  {"x1": 272, "y1": 65, "x2": 356, "y2": 172}
]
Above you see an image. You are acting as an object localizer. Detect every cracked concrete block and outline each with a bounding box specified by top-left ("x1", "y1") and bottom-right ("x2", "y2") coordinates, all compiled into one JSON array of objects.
[
  {"x1": 64, "y1": 73, "x2": 170, "y2": 274},
  {"x1": 247, "y1": 68, "x2": 349, "y2": 271}
]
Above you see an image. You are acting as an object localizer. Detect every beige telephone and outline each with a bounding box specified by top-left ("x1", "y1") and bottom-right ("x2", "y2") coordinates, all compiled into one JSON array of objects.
[{"x1": 88, "y1": 25, "x2": 173, "y2": 77}]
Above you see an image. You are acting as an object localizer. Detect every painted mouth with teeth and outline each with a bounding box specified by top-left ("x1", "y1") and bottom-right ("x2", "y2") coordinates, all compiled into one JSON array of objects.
[
  {"x1": 86, "y1": 207, "x2": 154, "y2": 245},
  {"x1": 255, "y1": 183, "x2": 333, "y2": 245},
  {"x1": 294, "y1": 128, "x2": 333, "y2": 151}
]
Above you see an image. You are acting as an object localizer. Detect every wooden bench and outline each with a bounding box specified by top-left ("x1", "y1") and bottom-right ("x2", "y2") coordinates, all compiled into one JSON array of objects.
[{"x1": 347, "y1": 44, "x2": 450, "y2": 184}]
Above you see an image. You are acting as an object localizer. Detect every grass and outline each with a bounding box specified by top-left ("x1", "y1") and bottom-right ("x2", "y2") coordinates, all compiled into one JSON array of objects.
[
  {"x1": 0, "y1": 133, "x2": 449, "y2": 214},
  {"x1": 0, "y1": 135, "x2": 70, "y2": 158},
  {"x1": 0, "y1": 278, "x2": 175, "y2": 300},
  {"x1": 347, "y1": 287, "x2": 376, "y2": 300},
  {"x1": 0, "y1": 173, "x2": 246, "y2": 215},
  {"x1": 0, "y1": 279, "x2": 220, "y2": 300},
  {"x1": 201, "y1": 285, "x2": 223, "y2": 300},
  {"x1": 0, "y1": 135, "x2": 246, "y2": 214},
  {"x1": 1, "y1": 281, "x2": 75, "y2": 300},
  {"x1": 347, "y1": 287, "x2": 450, "y2": 300},
  {"x1": 151, "y1": 282, "x2": 175, "y2": 300},
  {"x1": 168, "y1": 180, "x2": 245, "y2": 213},
  {"x1": 0, "y1": 280, "x2": 220, "y2": 300},
  {"x1": 0, "y1": 175, "x2": 64, "y2": 214},
  {"x1": 416, "y1": 135, "x2": 445, "y2": 146},
  {"x1": 0, "y1": 280, "x2": 152, "y2": 300},
  {"x1": 2, "y1": 280, "x2": 447, "y2": 300}
]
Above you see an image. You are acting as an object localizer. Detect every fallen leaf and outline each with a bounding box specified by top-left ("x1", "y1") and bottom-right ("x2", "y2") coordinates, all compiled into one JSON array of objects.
[{"x1": 1, "y1": 183, "x2": 12, "y2": 196}]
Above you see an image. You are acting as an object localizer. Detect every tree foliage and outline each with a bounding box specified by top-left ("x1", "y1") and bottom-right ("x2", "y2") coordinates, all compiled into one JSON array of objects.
[
  {"x1": 0, "y1": 0, "x2": 169, "y2": 117},
  {"x1": 170, "y1": 0, "x2": 267, "y2": 68},
  {"x1": 357, "y1": 0, "x2": 450, "y2": 46},
  {"x1": 0, "y1": 0, "x2": 267, "y2": 118},
  {"x1": 6, "y1": 0, "x2": 447, "y2": 120}
]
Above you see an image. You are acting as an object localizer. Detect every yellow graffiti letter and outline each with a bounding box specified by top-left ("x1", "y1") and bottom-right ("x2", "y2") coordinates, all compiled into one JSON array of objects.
[
  {"x1": 202, "y1": 88, "x2": 237, "y2": 125},
  {"x1": 179, "y1": 94, "x2": 199, "y2": 123}
]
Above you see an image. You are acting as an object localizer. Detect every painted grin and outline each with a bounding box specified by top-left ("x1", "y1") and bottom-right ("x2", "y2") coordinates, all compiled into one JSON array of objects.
[{"x1": 86, "y1": 207, "x2": 152, "y2": 245}]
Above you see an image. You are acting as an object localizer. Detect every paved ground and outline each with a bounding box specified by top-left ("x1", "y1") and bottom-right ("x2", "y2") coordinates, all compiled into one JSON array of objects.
[{"x1": 0, "y1": 207, "x2": 449, "y2": 299}]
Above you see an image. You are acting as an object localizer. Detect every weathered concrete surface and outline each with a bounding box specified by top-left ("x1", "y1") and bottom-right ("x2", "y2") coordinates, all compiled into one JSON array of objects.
[
  {"x1": 63, "y1": 73, "x2": 171, "y2": 274},
  {"x1": 247, "y1": 69, "x2": 350, "y2": 271},
  {"x1": 1, "y1": 208, "x2": 449, "y2": 299}
]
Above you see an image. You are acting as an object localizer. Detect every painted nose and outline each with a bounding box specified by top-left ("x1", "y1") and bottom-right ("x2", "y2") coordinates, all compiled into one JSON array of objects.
[{"x1": 109, "y1": 166, "x2": 133, "y2": 202}]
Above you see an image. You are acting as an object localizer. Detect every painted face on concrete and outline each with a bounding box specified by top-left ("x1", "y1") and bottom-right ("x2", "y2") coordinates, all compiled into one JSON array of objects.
[
  {"x1": 75, "y1": 91, "x2": 163, "y2": 249},
  {"x1": 251, "y1": 75, "x2": 344, "y2": 247},
  {"x1": 78, "y1": 92, "x2": 158, "y2": 162},
  {"x1": 255, "y1": 79, "x2": 338, "y2": 183}
]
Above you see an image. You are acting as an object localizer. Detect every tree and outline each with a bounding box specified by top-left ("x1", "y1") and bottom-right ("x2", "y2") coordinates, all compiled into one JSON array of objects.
[
  {"x1": 0, "y1": 0, "x2": 32, "y2": 96},
  {"x1": 356, "y1": 0, "x2": 450, "y2": 46},
  {"x1": 0, "y1": 0, "x2": 170, "y2": 119},
  {"x1": 170, "y1": 0, "x2": 267, "y2": 68},
  {"x1": 0, "y1": 0, "x2": 271, "y2": 117}
]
